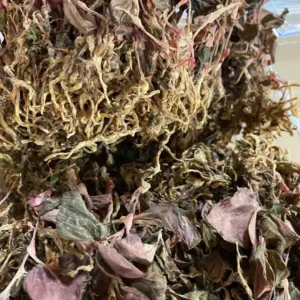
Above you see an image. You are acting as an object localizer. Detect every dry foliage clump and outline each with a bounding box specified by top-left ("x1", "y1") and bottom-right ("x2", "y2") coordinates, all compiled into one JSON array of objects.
[{"x1": 1, "y1": 0, "x2": 300, "y2": 299}]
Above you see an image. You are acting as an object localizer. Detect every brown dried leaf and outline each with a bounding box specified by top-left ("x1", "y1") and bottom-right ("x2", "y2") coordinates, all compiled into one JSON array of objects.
[
  {"x1": 202, "y1": 252, "x2": 229, "y2": 283},
  {"x1": 242, "y1": 23, "x2": 259, "y2": 41},
  {"x1": 207, "y1": 188, "x2": 259, "y2": 248}
]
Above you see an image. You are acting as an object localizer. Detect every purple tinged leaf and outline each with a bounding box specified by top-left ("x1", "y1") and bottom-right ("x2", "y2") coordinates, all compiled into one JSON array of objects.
[
  {"x1": 207, "y1": 188, "x2": 259, "y2": 248},
  {"x1": 23, "y1": 267, "x2": 88, "y2": 300},
  {"x1": 97, "y1": 243, "x2": 145, "y2": 279}
]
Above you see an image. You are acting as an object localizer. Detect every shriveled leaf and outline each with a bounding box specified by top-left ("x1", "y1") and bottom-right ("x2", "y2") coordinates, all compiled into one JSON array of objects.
[
  {"x1": 40, "y1": 209, "x2": 59, "y2": 223},
  {"x1": 90, "y1": 194, "x2": 112, "y2": 210},
  {"x1": 28, "y1": 190, "x2": 52, "y2": 210},
  {"x1": 132, "y1": 272, "x2": 167, "y2": 300},
  {"x1": 39, "y1": 196, "x2": 61, "y2": 215},
  {"x1": 200, "y1": 221, "x2": 217, "y2": 248},
  {"x1": 248, "y1": 208, "x2": 261, "y2": 251},
  {"x1": 115, "y1": 233, "x2": 158, "y2": 265},
  {"x1": 56, "y1": 192, "x2": 109, "y2": 241},
  {"x1": 110, "y1": 0, "x2": 137, "y2": 25},
  {"x1": 253, "y1": 245, "x2": 273, "y2": 299},
  {"x1": 156, "y1": 241, "x2": 181, "y2": 282},
  {"x1": 242, "y1": 23, "x2": 259, "y2": 41},
  {"x1": 207, "y1": 188, "x2": 259, "y2": 248},
  {"x1": 259, "y1": 214, "x2": 298, "y2": 254},
  {"x1": 121, "y1": 286, "x2": 150, "y2": 300},
  {"x1": 266, "y1": 249, "x2": 289, "y2": 286},
  {"x1": 170, "y1": 289, "x2": 209, "y2": 300},
  {"x1": 97, "y1": 243, "x2": 145, "y2": 279},
  {"x1": 202, "y1": 252, "x2": 229, "y2": 283},
  {"x1": 60, "y1": 252, "x2": 94, "y2": 278},
  {"x1": 136, "y1": 203, "x2": 201, "y2": 249},
  {"x1": 63, "y1": 0, "x2": 96, "y2": 33},
  {"x1": 23, "y1": 267, "x2": 88, "y2": 300}
]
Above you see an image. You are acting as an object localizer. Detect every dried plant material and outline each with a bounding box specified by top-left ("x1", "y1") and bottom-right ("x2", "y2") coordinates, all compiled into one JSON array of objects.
[
  {"x1": 136, "y1": 203, "x2": 201, "y2": 249},
  {"x1": 0, "y1": 0, "x2": 299, "y2": 299},
  {"x1": 132, "y1": 272, "x2": 167, "y2": 300},
  {"x1": 23, "y1": 267, "x2": 88, "y2": 300},
  {"x1": 121, "y1": 286, "x2": 150, "y2": 300},
  {"x1": 56, "y1": 192, "x2": 109, "y2": 241},
  {"x1": 207, "y1": 188, "x2": 259, "y2": 248},
  {"x1": 115, "y1": 232, "x2": 159, "y2": 265},
  {"x1": 97, "y1": 243, "x2": 145, "y2": 279},
  {"x1": 0, "y1": 253, "x2": 29, "y2": 300},
  {"x1": 63, "y1": 0, "x2": 97, "y2": 33},
  {"x1": 28, "y1": 190, "x2": 52, "y2": 210}
]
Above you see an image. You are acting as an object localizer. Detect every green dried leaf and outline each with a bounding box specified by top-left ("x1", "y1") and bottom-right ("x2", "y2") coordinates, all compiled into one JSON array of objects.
[
  {"x1": 132, "y1": 272, "x2": 167, "y2": 300},
  {"x1": 39, "y1": 196, "x2": 61, "y2": 215},
  {"x1": 253, "y1": 245, "x2": 273, "y2": 299},
  {"x1": 156, "y1": 241, "x2": 181, "y2": 282},
  {"x1": 56, "y1": 192, "x2": 109, "y2": 241},
  {"x1": 266, "y1": 249, "x2": 289, "y2": 286},
  {"x1": 201, "y1": 221, "x2": 217, "y2": 248},
  {"x1": 259, "y1": 214, "x2": 298, "y2": 254}
]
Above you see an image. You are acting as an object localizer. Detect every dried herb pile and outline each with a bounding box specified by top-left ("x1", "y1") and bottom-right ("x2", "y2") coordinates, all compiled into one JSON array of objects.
[{"x1": 0, "y1": 0, "x2": 300, "y2": 299}]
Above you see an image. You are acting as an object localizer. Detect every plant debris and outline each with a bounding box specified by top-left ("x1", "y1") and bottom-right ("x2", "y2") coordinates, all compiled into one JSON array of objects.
[{"x1": 0, "y1": 0, "x2": 300, "y2": 299}]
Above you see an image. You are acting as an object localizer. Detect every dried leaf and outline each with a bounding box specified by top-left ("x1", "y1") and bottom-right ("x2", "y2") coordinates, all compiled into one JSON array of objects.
[
  {"x1": 56, "y1": 192, "x2": 109, "y2": 241},
  {"x1": 115, "y1": 232, "x2": 159, "y2": 265},
  {"x1": 39, "y1": 197, "x2": 61, "y2": 215},
  {"x1": 202, "y1": 252, "x2": 229, "y2": 283},
  {"x1": 207, "y1": 188, "x2": 259, "y2": 248},
  {"x1": 253, "y1": 245, "x2": 273, "y2": 299},
  {"x1": 259, "y1": 214, "x2": 298, "y2": 254},
  {"x1": 200, "y1": 221, "x2": 218, "y2": 248},
  {"x1": 97, "y1": 243, "x2": 145, "y2": 279},
  {"x1": 266, "y1": 249, "x2": 289, "y2": 286},
  {"x1": 63, "y1": 0, "x2": 96, "y2": 33},
  {"x1": 136, "y1": 203, "x2": 201, "y2": 249},
  {"x1": 28, "y1": 190, "x2": 52, "y2": 210},
  {"x1": 23, "y1": 267, "x2": 88, "y2": 300},
  {"x1": 110, "y1": 0, "x2": 137, "y2": 25},
  {"x1": 121, "y1": 286, "x2": 150, "y2": 300},
  {"x1": 40, "y1": 209, "x2": 59, "y2": 223},
  {"x1": 156, "y1": 241, "x2": 181, "y2": 282},
  {"x1": 242, "y1": 23, "x2": 259, "y2": 41},
  {"x1": 132, "y1": 272, "x2": 167, "y2": 300}
]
